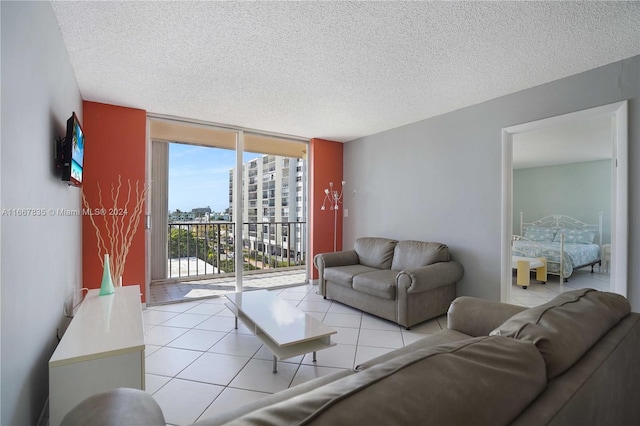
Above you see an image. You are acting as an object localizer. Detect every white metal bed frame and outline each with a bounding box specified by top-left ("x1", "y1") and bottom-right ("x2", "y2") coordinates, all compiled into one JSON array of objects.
[{"x1": 513, "y1": 212, "x2": 603, "y2": 283}]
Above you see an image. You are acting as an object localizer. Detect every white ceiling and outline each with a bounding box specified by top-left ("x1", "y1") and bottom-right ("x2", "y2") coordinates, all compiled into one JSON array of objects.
[
  {"x1": 50, "y1": 1, "x2": 640, "y2": 142},
  {"x1": 512, "y1": 115, "x2": 612, "y2": 170}
]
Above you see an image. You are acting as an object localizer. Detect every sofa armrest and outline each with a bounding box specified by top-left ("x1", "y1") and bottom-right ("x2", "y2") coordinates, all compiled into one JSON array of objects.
[
  {"x1": 447, "y1": 296, "x2": 527, "y2": 337},
  {"x1": 314, "y1": 250, "x2": 359, "y2": 269},
  {"x1": 397, "y1": 261, "x2": 464, "y2": 293},
  {"x1": 314, "y1": 250, "x2": 360, "y2": 296}
]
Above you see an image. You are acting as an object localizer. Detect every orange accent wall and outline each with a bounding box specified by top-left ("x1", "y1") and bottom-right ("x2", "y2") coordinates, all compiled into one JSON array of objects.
[
  {"x1": 309, "y1": 138, "x2": 344, "y2": 279},
  {"x1": 82, "y1": 102, "x2": 148, "y2": 301}
]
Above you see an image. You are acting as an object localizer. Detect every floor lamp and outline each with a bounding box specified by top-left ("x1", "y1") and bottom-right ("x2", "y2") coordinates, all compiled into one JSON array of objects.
[{"x1": 321, "y1": 181, "x2": 345, "y2": 252}]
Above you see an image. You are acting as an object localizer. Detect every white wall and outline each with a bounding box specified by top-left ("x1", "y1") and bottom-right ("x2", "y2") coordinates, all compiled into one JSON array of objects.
[
  {"x1": 343, "y1": 55, "x2": 640, "y2": 310},
  {"x1": 1, "y1": 2, "x2": 83, "y2": 425},
  {"x1": 514, "y1": 160, "x2": 612, "y2": 244}
]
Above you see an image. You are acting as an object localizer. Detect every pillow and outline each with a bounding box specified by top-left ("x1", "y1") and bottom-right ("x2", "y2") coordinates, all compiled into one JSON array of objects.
[
  {"x1": 391, "y1": 240, "x2": 450, "y2": 271},
  {"x1": 354, "y1": 237, "x2": 397, "y2": 269},
  {"x1": 490, "y1": 289, "x2": 630, "y2": 380},
  {"x1": 553, "y1": 228, "x2": 596, "y2": 244},
  {"x1": 523, "y1": 226, "x2": 556, "y2": 242}
]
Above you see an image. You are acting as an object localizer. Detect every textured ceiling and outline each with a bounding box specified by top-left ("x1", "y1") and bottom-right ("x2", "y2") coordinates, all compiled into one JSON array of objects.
[
  {"x1": 50, "y1": 1, "x2": 640, "y2": 142},
  {"x1": 512, "y1": 115, "x2": 612, "y2": 170}
]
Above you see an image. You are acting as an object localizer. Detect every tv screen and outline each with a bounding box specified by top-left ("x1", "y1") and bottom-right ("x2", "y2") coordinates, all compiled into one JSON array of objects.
[{"x1": 61, "y1": 112, "x2": 85, "y2": 186}]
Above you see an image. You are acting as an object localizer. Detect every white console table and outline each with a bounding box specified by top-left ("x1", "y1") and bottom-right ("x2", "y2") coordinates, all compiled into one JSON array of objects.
[{"x1": 49, "y1": 286, "x2": 145, "y2": 426}]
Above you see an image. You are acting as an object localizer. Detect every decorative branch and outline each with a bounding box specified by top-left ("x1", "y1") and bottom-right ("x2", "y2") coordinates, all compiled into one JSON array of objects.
[
  {"x1": 82, "y1": 183, "x2": 108, "y2": 267},
  {"x1": 82, "y1": 176, "x2": 150, "y2": 285}
]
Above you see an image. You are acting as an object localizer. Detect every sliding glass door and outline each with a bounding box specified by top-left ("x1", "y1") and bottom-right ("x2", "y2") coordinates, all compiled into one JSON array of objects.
[
  {"x1": 235, "y1": 143, "x2": 307, "y2": 281},
  {"x1": 149, "y1": 117, "x2": 308, "y2": 293}
]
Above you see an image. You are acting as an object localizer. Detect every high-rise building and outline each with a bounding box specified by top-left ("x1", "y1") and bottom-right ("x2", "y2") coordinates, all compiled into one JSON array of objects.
[{"x1": 229, "y1": 154, "x2": 306, "y2": 262}]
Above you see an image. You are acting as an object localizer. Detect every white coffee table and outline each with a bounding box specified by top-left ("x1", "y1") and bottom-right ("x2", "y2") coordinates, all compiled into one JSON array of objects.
[{"x1": 225, "y1": 289, "x2": 337, "y2": 373}]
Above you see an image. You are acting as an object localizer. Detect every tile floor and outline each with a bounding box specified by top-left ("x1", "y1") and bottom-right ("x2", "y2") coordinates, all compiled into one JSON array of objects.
[
  {"x1": 149, "y1": 269, "x2": 307, "y2": 305},
  {"x1": 143, "y1": 283, "x2": 446, "y2": 425},
  {"x1": 144, "y1": 268, "x2": 610, "y2": 425},
  {"x1": 510, "y1": 267, "x2": 610, "y2": 307}
]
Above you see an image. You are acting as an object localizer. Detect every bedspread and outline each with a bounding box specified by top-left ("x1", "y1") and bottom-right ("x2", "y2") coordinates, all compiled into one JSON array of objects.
[{"x1": 512, "y1": 241, "x2": 600, "y2": 278}]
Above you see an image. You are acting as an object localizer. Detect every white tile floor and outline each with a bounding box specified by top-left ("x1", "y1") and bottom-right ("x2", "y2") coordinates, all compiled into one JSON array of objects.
[
  {"x1": 144, "y1": 268, "x2": 610, "y2": 425},
  {"x1": 510, "y1": 268, "x2": 610, "y2": 307},
  {"x1": 143, "y1": 283, "x2": 448, "y2": 425},
  {"x1": 149, "y1": 270, "x2": 307, "y2": 305}
]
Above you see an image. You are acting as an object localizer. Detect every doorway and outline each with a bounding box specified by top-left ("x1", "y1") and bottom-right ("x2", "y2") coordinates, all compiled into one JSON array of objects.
[{"x1": 501, "y1": 101, "x2": 628, "y2": 303}]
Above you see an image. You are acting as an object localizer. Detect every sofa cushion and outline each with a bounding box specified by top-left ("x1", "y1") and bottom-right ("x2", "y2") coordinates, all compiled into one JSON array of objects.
[
  {"x1": 324, "y1": 264, "x2": 380, "y2": 288},
  {"x1": 491, "y1": 288, "x2": 631, "y2": 380},
  {"x1": 219, "y1": 336, "x2": 546, "y2": 426},
  {"x1": 391, "y1": 240, "x2": 450, "y2": 271},
  {"x1": 352, "y1": 270, "x2": 397, "y2": 300},
  {"x1": 354, "y1": 237, "x2": 397, "y2": 269},
  {"x1": 193, "y1": 371, "x2": 356, "y2": 426},
  {"x1": 356, "y1": 328, "x2": 472, "y2": 370}
]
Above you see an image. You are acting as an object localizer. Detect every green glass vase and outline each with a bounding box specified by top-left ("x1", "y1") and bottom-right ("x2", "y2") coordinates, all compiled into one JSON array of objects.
[{"x1": 99, "y1": 254, "x2": 115, "y2": 296}]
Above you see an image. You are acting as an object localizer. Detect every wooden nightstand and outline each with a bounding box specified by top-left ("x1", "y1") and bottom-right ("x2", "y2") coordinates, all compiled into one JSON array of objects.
[{"x1": 602, "y1": 244, "x2": 611, "y2": 273}]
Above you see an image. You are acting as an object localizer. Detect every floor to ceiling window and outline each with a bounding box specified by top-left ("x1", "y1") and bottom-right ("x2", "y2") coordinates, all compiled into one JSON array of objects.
[
  {"x1": 148, "y1": 117, "x2": 308, "y2": 298},
  {"x1": 166, "y1": 143, "x2": 246, "y2": 279},
  {"x1": 231, "y1": 150, "x2": 307, "y2": 273}
]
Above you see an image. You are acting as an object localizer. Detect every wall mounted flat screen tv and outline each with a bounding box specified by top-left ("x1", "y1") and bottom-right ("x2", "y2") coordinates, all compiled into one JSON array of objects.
[{"x1": 60, "y1": 112, "x2": 85, "y2": 187}]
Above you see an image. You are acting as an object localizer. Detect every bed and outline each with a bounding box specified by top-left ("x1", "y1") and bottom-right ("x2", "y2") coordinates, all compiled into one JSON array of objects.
[{"x1": 512, "y1": 212, "x2": 602, "y2": 282}]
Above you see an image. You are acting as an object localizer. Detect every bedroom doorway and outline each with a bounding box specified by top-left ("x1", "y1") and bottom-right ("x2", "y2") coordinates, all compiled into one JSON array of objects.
[{"x1": 500, "y1": 101, "x2": 628, "y2": 303}]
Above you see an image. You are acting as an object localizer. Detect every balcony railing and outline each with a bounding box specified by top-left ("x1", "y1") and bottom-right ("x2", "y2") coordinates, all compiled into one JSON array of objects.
[{"x1": 167, "y1": 221, "x2": 306, "y2": 279}]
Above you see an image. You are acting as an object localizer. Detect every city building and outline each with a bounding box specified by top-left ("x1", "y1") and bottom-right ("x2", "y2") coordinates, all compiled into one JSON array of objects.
[
  {"x1": 229, "y1": 155, "x2": 306, "y2": 262},
  {"x1": 191, "y1": 206, "x2": 212, "y2": 216}
]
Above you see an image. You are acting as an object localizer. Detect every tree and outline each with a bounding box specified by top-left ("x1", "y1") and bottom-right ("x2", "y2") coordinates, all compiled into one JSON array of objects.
[{"x1": 169, "y1": 228, "x2": 207, "y2": 260}]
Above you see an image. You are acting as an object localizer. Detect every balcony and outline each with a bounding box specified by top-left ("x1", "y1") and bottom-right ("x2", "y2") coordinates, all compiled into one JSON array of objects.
[{"x1": 150, "y1": 221, "x2": 307, "y2": 304}]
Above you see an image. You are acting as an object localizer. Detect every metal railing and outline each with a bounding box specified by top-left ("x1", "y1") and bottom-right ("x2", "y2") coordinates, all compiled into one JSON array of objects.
[{"x1": 167, "y1": 221, "x2": 306, "y2": 279}]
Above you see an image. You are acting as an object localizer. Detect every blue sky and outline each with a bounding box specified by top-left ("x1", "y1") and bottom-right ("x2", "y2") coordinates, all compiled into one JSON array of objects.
[{"x1": 168, "y1": 143, "x2": 259, "y2": 213}]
